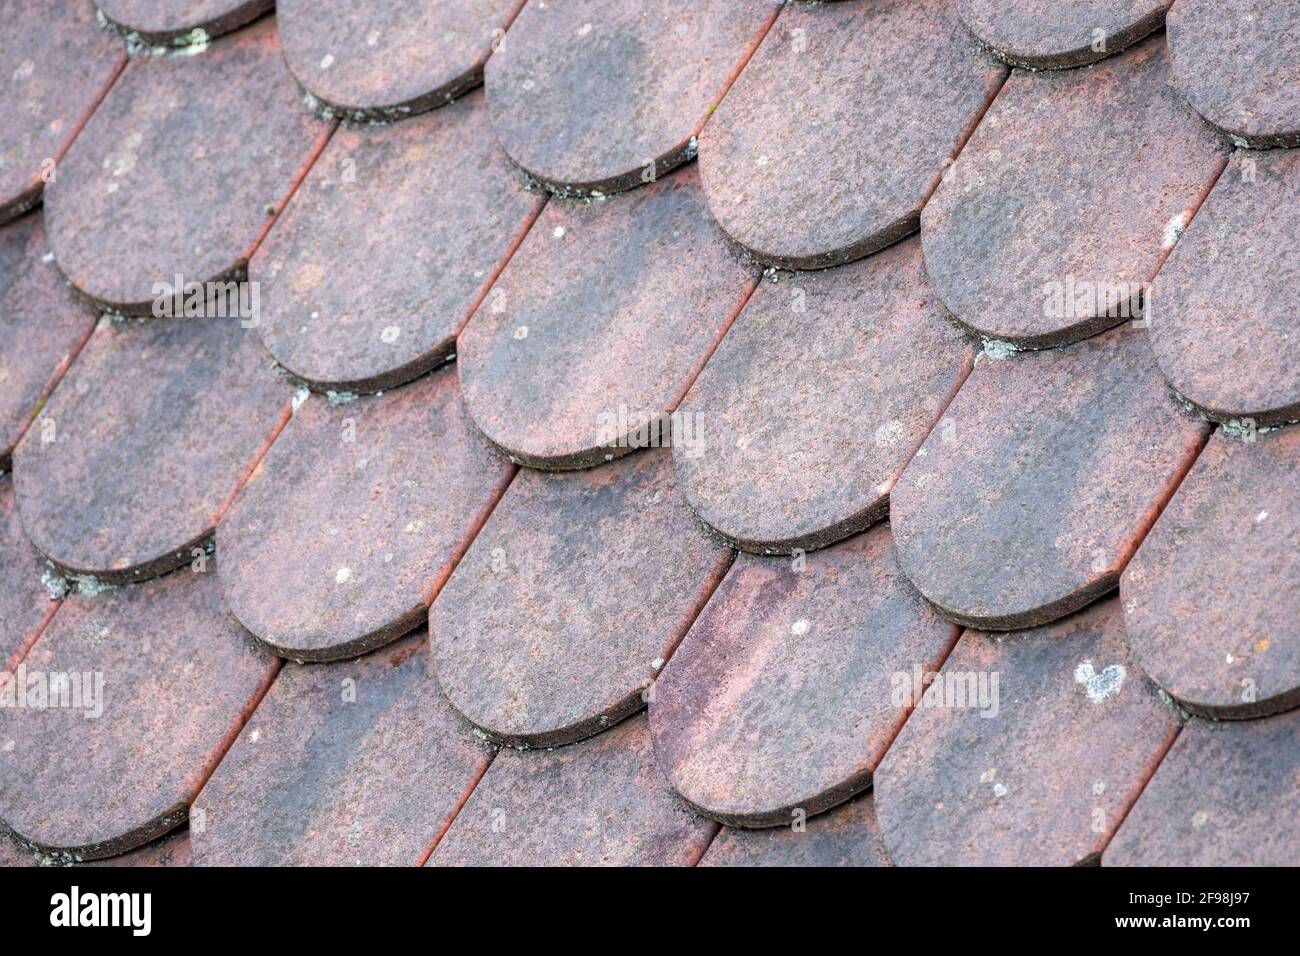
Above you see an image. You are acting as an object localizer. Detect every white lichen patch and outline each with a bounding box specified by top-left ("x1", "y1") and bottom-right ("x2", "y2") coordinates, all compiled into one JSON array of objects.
[
  {"x1": 978, "y1": 338, "x2": 1019, "y2": 362},
  {"x1": 1074, "y1": 659, "x2": 1126, "y2": 702}
]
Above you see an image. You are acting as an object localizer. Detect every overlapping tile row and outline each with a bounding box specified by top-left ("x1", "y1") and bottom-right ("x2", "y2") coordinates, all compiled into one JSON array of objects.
[{"x1": 956, "y1": 0, "x2": 1171, "y2": 70}]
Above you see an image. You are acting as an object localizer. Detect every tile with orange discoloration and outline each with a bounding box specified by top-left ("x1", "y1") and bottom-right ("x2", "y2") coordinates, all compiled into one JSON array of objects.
[
  {"x1": 675, "y1": 237, "x2": 974, "y2": 553},
  {"x1": 921, "y1": 36, "x2": 1228, "y2": 348},
  {"x1": 0, "y1": 479, "x2": 53, "y2": 670},
  {"x1": 699, "y1": 0, "x2": 1006, "y2": 270},
  {"x1": 1122, "y1": 428, "x2": 1299, "y2": 719},
  {"x1": 430, "y1": 449, "x2": 731, "y2": 748},
  {"x1": 255, "y1": 91, "x2": 542, "y2": 393},
  {"x1": 0, "y1": 0, "x2": 123, "y2": 225},
  {"x1": 192, "y1": 633, "x2": 494, "y2": 866},
  {"x1": 219, "y1": 369, "x2": 512, "y2": 663},
  {"x1": 699, "y1": 795, "x2": 892, "y2": 868},
  {"x1": 485, "y1": 0, "x2": 777, "y2": 194},
  {"x1": 278, "y1": 0, "x2": 521, "y2": 120},
  {"x1": 13, "y1": 318, "x2": 287, "y2": 584},
  {"x1": 458, "y1": 167, "x2": 754, "y2": 470},
  {"x1": 43, "y1": 16, "x2": 328, "y2": 314},
  {"x1": 957, "y1": 0, "x2": 1170, "y2": 70},
  {"x1": 874, "y1": 598, "x2": 1180, "y2": 867},
  {"x1": 650, "y1": 525, "x2": 956, "y2": 828},
  {"x1": 428, "y1": 714, "x2": 715, "y2": 867},
  {"x1": 0, "y1": 565, "x2": 277, "y2": 861},
  {"x1": 97, "y1": 0, "x2": 272, "y2": 44},
  {"x1": 891, "y1": 324, "x2": 1209, "y2": 631}
]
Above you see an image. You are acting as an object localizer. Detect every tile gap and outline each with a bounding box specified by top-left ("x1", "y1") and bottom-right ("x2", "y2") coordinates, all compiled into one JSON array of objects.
[{"x1": 416, "y1": 749, "x2": 496, "y2": 866}]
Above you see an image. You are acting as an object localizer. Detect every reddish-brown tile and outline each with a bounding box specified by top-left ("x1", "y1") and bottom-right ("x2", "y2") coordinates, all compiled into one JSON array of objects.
[
  {"x1": 0, "y1": 0, "x2": 122, "y2": 225},
  {"x1": 430, "y1": 449, "x2": 731, "y2": 748},
  {"x1": 0, "y1": 213, "x2": 97, "y2": 464},
  {"x1": 219, "y1": 368, "x2": 511, "y2": 663},
  {"x1": 675, "y1": 238, "x2": 974, "y2": 553},
  {"x1": 86, "y1": 827, "x2": 191, "y2": 867},
  {"x1": 458, "y1": 168, "x2": 754, "y2": 470},
  {"x1": 278, "y1": 0, "x2": 521, "y2": 120},
  {"x1": 1167, "y1": 0, "x2": 1300, "y2": 148},
  {"x1": 875, "y1": 598, "x2": 1180, "y2": 867},
  {"x1": 97, "y1": 0, "x2": 272, "y2": 44},
  {"x1": 12, "y1": 318, "x2": 287, "y2": 584},
  {"x1": 699, "y1": 794, "x2": 892, "y2": 868},
  {"x1": 428, "y1": 714, "x2": 715, "y2": 866},
  {"x1": 957, "y1": 0, "x2": 1171, "y2": 70},
  {"x1": 650, "y1": 525, "x2": 955, "y2": 828},
  {"x1": 1148, "y1": 149, "x2": 1300, "y2": 425},
  {"x1": 921, "y1": 37, "x2": 1228, "y2": 348},
  {"x1": 255, "y1": 91, "x2": 542, "y2": 393},
  {"x1": 0, "y1": 478, "x2": 54, "y2": 670},
  {"x1": 43, "y1": 17, "x2": 329, "y2": 314},
  {"x1": 892, "y1": 324, "x2": 1209, "y2": 631},
  {"x1": 0, "y1": 828, "x2": 36, "y2": 867},
  {"x1": 699, "y1": 0, "x2": 1006, "y2": 270},
  {"x1": 0, "y1": 565, "x2": 277, "y2": 860},
  {"x1": 1106, "y1": 711, "x2": 1299, "y2": 867},
  {"x1": 484, "y1": 0, "x2": 776, "y2": 195},
  {"x1": 191, "y1": 633, "x2": 493, "y2": 866},
  {"x1": 1122, "y1": 428, "x2": 1299, "y2": 719}
]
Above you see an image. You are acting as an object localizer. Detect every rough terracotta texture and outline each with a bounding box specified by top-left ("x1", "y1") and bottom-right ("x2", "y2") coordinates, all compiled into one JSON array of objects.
[
  {"x1": 0, "y1": 566, "x2": 277, "y2": 860},
  {"x1": 891, "y1": 324, "x2": 1210, "y2": 630},
  {"x1": 1148, "y1": 149, "x2": 1300, "y2": 424},
  {"x1": 278, "y1": 0, "x2": 522, "y2": 120},
  {"x1": 699, "y1": 795, "x2": 892, "y2": 868},
  {"x1": 650, "y1": 526, "x2": 956, "y2": 827},
  {"x1": 219, "y1": 369, "x2": 511, "y2": 663},
  {"x1": 875, "y1": 599, "x2": 1181, "y2": 867},
  {"x1": 256, "y1": 91, "x2": 541, "y2": 393},
  {"x1": 1122, "y1": 428, "x2": 1299, "y2": 718},
  {"x1": 699, "y1": 0, "x2": 1006, "y2": 269},
  {"x1": 957, "y1": 0, "x2": 1171, "y2": 70},
  {"x1": 0, "y1": 213, "x2": 96, "y2": 463},
  {"x1": 675, "y1": 238, "x2": 974, "y2": 553},
  {"x1": 97, "y1": 0, "x2": 273, "y2": 44},
  {"x1": 86, "y1": 827, "x2": 191, "y2": 867},
  {"x1": 921, "y1": 37, "x2": 1228, "y2": 347},
  {"x1": 43, "y1": 17, "x2": 327, "y2": 313},
  {"x1": 13, "y1": 318, "x2": 285, "y2": 584},
  {"x1": 192, "y1": 633, "x2": 494, "y2": 866},
  {"x1": 0, "y1": 479, "x2": 52, "y2": 669},
  {"x1": 485, "y1": 0, "x2": 776, "y2": 194},
  {"x1": 0, "y1": 0, "x2": 122, "y2": 225},
  {"x1": 1167, "y1": 0, "x2": 1300, "y2": 148},
  {"x1": 1106, "y1": 710, "x2": 1298, "y2": 866},
  {"x1": 430, "y1": 449, "x2": 731, "y2": 748},
  {"x1": 458, "y1": 168, "x2": 753, "y2": 469},
  {"x1": 428, "y1": 715, "x2": 716, "y2": 867}
]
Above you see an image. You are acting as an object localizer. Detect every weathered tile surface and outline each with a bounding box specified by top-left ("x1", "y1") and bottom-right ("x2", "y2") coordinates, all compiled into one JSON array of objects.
[
  {"x1": 1167, "y1": 0, "x2": 1300, "y2": 148},
  {"x1": 957, "y1": 0, "x2": 1171, "y2": 70},
  {"x1": 699, "y1": 794, "x2": 892, "y2": 868},
  {"x1": 650, "y1": 526, "x2": 955, "y2": 828},
  {"x1": 86, "y1": 827, "x2": 191, "y2": 867},
  {"x1": 0, "y1": 566, "x2": 277, "y2": 860},
  {"x1": 192, "y1": 634, "x2": 493, "y2": 866},
  {"x1": 429, "y1": 714, "x2": 715, "y2": 866},
  {"x1": 891, "y1": 325, "x2": 1209, "y2": 630},
  {"x1": 921, "y1": 37, "x2": 1228, "y2": 348},
  {"x1": 1122, "y1": 428, "x2": 1299, "y2": 718},
  {"x1": 875, "y1": 598, "x2": 1180, "y2": 867},
  {"x1": 430, "y1": 449, "x2": 731, "y2": 748},
  {"x1": 278, "y1": 0, "x2": 521, "y2": 120},
  {"x1": 699, "y1": 0, "x2": 1006, "y2": 270},
  {"x1": 43, "y1": 17, "x2": 328, "y2": 314},
  {"x1": 1105, "y1": 711, "x2": 1298, "y2": 866},
  {"x1": 675, "y1": 238, "x2": 974, "y2": 553},
  {"x1": 0, "y1": 214, "x2": 97, "y2": 463},
  {"x1": 485, "y1": 0, "x2": 776, "y2": 194},
  {"x1": 0, "y1": 1, "x2": 122, "y2": 225},
  {"x1": 97, "y1": 0, "x2": 273, "y2": 44},
  {"x1": 256, "y1": 91, "x2": 541, "y2": 393},
  {"x1": 458, "y1": 168, "x2": 753, "y2": 469},
  {"x1": 13, "y1": 317, "x2": 287, "y2": 584},
  {"x1": 0, "y1": 479, "x2": 54, "y2": 670},
  {"x1": 1148, "y1": 149, "x2": 1300, "y2": 424},
  {"x1": 219, "y1": 369, "x2": 511, "y2": 663}
]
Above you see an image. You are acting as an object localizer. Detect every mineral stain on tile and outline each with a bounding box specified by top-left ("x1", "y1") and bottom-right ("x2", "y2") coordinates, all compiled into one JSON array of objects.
[
  {"x1": 650, "y1": 525, "x2": 957, "y2": 828},
  {"x1": 97, "y1": 0, "x2": 273, "y2": 45},
  {"x1": 675, "y1": 237, "x2": 974, "y2": 553},
  {"x1": 219, "y1": 368, "x2": 512, "y2": 663},
  {"x1": 699, "y1": 0, "x2": 1007, "y2": 270},
  {"x1": 957, "y1": 0, "x2": 1171, "y2": 70},
  {"x1": 699, "y1": 794, "x2": 892, "y2": 868}
]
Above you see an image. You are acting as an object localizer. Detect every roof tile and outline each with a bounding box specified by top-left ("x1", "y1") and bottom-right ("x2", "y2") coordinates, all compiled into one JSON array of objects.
[
  {"x1": 0, "y1": 478, "x2": 54, "y2": 670},
  {"x1": 699, "y1": 794, "x2": 892, "y2": 868},
  {"x1": 957, "y1": 0, "x2": 1171, "y2": 70},
  {"x1": 97, "y1": 0, "x2": 273, "y2": 45}
]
